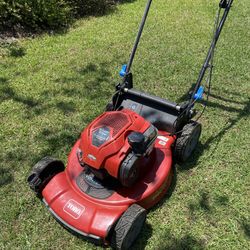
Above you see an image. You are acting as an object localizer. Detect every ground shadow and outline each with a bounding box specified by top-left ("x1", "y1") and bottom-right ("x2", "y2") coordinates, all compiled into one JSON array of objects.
[
  {"x1": 0, "y1": 61, "x2": 115, "y2": 118},
  {"x1": 214, "y1": 194, "x2": 229, "y2": 206},
  {"x1": 56, "y1": 101, "x2": 76, "y2": 114},
  {"x1": 0, "y1": 83, "x2": 39, "y2": 107},
  {"x1": 187, "y1": 190, "x2": 250, "y2": 241},
  {"x1": 0, "y1": 77, "x2": 44, "y2": 188},
  {"x1": 188, "y1": 190, "x2": 230, "y2": 227},
  {"x1": 189, "y1": 191, "x2": 214, "y2": 217},
  {"x1": 0, "y1": 74, "x2": 39, "y2": 107},
  {"x1": 0, "y1": 168, "x2": 14, "y2": 187},
  {"x1": 54, "y1": 61, "x2": 113, "y2": 102},
  {"x1": 151, "y1": 228, "x2": 204, "y2": 250},
  {"x1": 240, "y1": 221, "x2": 250, "y2": 239},
  {"x1": 0, "y1": 77, "x2": 8, "y2": 84},
  {"x1": 0, "y1": 146, "x2": 35, "y2": 187},
  {"x1": 33, "y1": 126, "x2": 79, "y2": 165},
  {"x1": 201, "y1": 97, "x2": 249, "y2": 150},
  {"x1": 0, "y1": 60, "x2": 117, "y2": 187}
]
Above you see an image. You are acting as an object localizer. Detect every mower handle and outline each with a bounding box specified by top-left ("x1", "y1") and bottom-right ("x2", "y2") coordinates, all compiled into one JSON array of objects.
[
  {"x1": 125, "y1": 0, "x2": 153, "y2": 77},
  {"x1": 186, "y1": 0, "x2": 234, "y2": 115}
]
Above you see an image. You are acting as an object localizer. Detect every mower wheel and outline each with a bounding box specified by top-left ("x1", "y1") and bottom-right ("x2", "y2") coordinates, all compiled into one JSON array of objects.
[
  {"x1": 27, "y1": 156, "x2": 64, "y2": 196},
  {"x1": 174, "y1": 121, "x2": 202, "y2": 163},
  {"x1": 111, "y1": 204, "x2": 146, "y2": 250}
]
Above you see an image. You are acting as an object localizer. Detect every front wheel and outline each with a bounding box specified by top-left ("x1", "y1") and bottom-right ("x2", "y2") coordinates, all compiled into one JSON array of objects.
[
  {"x1": 27, "y1": 156, "x2": 64, "y2": 197},
  {"x1": 111, "y1": 204, "x2": 146, "y2": 250}
]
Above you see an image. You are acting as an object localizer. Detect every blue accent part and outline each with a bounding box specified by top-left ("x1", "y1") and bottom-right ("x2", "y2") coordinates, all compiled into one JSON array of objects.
[
  {"x1": 119, "y1": 64, "x2": 127, "y2": 77},
  {"x1": 194, "y1": 86, "x2": 204, "y2": 100}
]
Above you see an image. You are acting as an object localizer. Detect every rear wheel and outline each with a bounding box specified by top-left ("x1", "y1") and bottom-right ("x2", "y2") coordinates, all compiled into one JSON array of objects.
[
  {"x1": 174, "y1": 121, "x2": 202, "y2": 162},
  {"x1": 111, "y1": 204, "x2": 146, "y2": 250},
  {"x1": 27, "y1": 156, "x2": 64, "y2": 196}
]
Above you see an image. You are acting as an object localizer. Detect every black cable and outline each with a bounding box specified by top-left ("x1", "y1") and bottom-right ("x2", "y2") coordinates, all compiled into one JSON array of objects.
[
  {"x1": 113, "y1": 88, "x2": 122, "y2": 110},
  {"x1": 191, "y1": 7, "x2": 221, "y2": 122}
]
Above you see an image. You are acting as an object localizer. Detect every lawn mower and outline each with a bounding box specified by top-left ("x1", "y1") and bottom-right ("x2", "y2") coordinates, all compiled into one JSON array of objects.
[{"x1": 27, "y1": 0, "x2": 234, "y2": 249}]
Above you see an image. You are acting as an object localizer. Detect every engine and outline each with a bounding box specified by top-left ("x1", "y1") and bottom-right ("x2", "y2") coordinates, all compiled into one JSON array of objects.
[{"x1": 77, "y1": 109, "x2": 157, "y2": 187}]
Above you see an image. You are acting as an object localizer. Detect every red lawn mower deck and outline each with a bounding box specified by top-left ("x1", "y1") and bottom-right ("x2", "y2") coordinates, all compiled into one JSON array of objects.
[
  {"x1": 42, "y1": 130, "x2": 174, "y2": 245},
  {"x1": 27, "y1": 0, "x2": 234, "y2": 249}
]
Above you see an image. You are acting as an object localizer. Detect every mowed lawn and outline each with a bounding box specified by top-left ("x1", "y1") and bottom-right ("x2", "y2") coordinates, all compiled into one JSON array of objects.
[{"x1": 0, "y1": 0, "x2": 249, "y2": 249}]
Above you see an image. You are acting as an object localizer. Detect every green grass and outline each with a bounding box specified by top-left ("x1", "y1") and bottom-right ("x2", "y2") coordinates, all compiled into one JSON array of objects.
[{"x1": 0, "y1": 0, "x2": 249, "y2": 249}]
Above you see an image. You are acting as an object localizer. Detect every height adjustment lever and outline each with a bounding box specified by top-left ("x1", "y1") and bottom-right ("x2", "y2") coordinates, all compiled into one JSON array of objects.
[
  {"x1": 119, "y1": 64, "x2": 127, "y2": 77},
  {"x1": 194, "y1": 86, "x2": 204, "y2": 101}
]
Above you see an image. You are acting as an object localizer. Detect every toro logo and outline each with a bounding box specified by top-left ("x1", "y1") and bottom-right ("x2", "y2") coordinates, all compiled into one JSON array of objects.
[{"x1": 63, "y1": 199, "x2": 85, "y2": 219}]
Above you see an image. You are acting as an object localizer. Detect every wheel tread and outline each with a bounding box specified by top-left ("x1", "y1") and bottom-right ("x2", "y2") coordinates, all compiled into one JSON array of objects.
[
  {"x1": 174, "y1": 121, "x2": 201, "y2": 163},
  {"x1": 111, "y1": 204, "x2": 146, "y2": 250}
]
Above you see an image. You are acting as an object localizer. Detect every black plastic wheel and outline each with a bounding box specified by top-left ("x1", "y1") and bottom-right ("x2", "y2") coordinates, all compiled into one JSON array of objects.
[
  {"x1": 111, "y1": 204, "x2": 146, "y2": 250},
  {"x1": 174, "y1": 121, "x2": 202, "y2": 163},
  {"x1": 27, "y1": 156, "x2": 64, "y2": 196}
]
